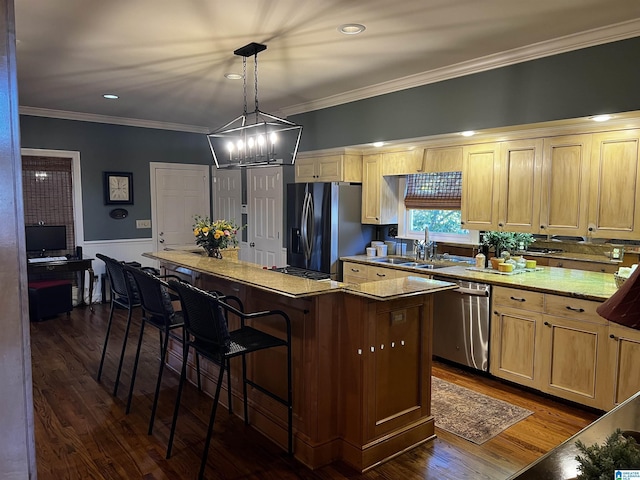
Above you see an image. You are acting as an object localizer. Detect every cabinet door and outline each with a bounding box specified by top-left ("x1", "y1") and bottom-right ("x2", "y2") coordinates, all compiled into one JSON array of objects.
[
  {"x1": 539, "y1": 314, "x2": 609, "y2": 409},
  {"x1": 490, "y1": 306, "x2": 543, "y2": 389},
  {"x1": 498, "y1": 139, "x2": 543, "y2": 232},
  {"x1": 461, "y1": 143, "x2": 500, "y2": 230},
  {"x1": 316, "y1": 155, "x2": 342, "y2": 182},
  {"x1": 295, "y1": 157, "x2": 317, "y2": 183},
  {"x1": 540, "y1": 134, "x2": 591, "y2": 236},
  {"x1": 422, "y1": 146, "x2": 463, "y2": 173},
  {"x1": 381, "y1": 149, "x2": 424, "y2": 176},
  {"x1": 588, "y1": 129, "x2": 640, "y2": 239},
  {"x1": 361, "y1": 155, "x2": 398, "y2": 225},
  {"x1": 608, "y1": 324, "x2": 640, "y2": 408},
  {"x1": 367, "y1": 265, "x2": 402, "y2": 281}
]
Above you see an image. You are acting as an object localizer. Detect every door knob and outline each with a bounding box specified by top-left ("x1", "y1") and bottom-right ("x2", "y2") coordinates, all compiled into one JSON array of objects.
[
  {"x1": 250, "y1": 242, "x2": 255, "y2": 247},
  {"x1": 159, "y1": 239, "x2": 165, "y2": 243},
  {"x1": 159, "y1": 231, "x2": 164, "y2": 236}
]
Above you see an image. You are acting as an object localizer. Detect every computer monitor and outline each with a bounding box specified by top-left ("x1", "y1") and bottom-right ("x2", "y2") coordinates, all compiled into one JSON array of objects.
[{"x1": 25, "y1": 225, "x2": 67, "y2": 254}]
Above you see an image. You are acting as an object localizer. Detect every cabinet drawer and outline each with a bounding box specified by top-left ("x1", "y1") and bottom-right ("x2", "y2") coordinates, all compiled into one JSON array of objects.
[
  {"x1": 342, "y1": 262, "x2": 369, "y2": 283},
  {"x1": 367, "y1": 265, "x2": 400, "y2": 281},
  {"x1": 544, "y1": 294, "x2": 604, "y2": 324},
  {"x1": 493, "y1": 286, "x2": 544, "y2": 312}
]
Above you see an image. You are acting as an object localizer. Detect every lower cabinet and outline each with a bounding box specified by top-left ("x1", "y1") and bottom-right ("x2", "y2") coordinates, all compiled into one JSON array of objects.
[
  {"x1": 607, "y1": 323, "x2": 640, "y2": 408},
  {"x1": 342, "y1": 261, "x2": 432, "y2": 283},
  {"x1": 491, "y1": 286, "x2": 610, "y2": 410}
]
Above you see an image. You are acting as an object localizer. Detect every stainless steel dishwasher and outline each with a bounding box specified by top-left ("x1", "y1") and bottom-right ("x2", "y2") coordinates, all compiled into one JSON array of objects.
[{"x1": 431, "y1": 277, "x2": 491, "y2": 372}]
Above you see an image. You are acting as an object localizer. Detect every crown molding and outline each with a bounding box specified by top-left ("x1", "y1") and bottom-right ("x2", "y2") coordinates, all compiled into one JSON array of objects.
[
  {"x1": 19, "y1": 106, "x2": 210, "y2": 133},
  {"x1": 281, "y1": 19, "x2": 640, "y2": 117}
]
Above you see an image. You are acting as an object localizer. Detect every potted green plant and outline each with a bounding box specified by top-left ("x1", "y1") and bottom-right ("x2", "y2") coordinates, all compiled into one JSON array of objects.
[
  {"x1": 482, "y1": 231, "x2": 516, "y2": 257},
  {"x1": 574, "y1": 429, "x2": 640, "y2": 480}
]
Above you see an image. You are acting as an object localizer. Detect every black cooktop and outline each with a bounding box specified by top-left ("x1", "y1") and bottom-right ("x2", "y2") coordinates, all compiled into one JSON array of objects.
[
  {"x1": 525, "y1": 247, "x2": 564, "y2": 254},
  {"x1": 274, "y1": 266, "x2": 331, "y2": 280}
]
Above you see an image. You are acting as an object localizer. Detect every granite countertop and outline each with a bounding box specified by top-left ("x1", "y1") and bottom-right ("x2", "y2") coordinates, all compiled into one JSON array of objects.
[
  {"x1": 342, "y1": 255, "x2": 618, "y2": 301},
  {"x1": 143, "y1": 250, "x2": 457, "y2": 300}
]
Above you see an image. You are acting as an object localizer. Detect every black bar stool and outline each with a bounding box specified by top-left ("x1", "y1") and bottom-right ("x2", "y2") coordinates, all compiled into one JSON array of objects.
[
  {"x1": 122, "y1": 265, "x2": 200, "y2": 435},
  {"x1": 166, "y1": 280, "x2": 292, "y2": 480},
  {"x1": 96, "y1": 253, "x2": 144, "y2": 397}
]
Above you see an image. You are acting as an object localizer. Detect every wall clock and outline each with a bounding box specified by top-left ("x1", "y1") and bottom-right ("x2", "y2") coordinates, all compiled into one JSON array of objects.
[{"x1": 103, "y1": 171, "x2": 133, "y2": 205}]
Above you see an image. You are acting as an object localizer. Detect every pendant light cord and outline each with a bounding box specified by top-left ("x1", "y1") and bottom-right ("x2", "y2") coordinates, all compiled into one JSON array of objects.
[{"x1": 254, "y1": 52, "x2": 260, "y2": 123}]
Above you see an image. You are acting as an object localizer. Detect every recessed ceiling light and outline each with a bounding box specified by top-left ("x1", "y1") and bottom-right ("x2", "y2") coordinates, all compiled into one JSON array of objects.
[
  {"x1": 590, "y1": 114, "x2": 612, "y2": 122},
  {"x1": 224, "y1": 73, "x2": 242, "y2": 80},
  {"x1": 103, "y1": 94, "x2": 119, "y2": 100},
  {"x1": 372, "y1": 141, "x2": 385, "y2": 148},
  {"x1": 338, "y1": 24, "x2": 366, "y2": 35},
  {"x1": 460, "y1": 131, "x2": 475, "y2": 137}
]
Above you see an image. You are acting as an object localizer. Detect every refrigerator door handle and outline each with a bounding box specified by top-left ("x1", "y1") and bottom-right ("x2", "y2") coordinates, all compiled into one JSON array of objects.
[
  {"x1": 306, "y1": 193, "x2": 315, "y2": 260},
  {"x1": 300, "y1": 192, "x2": 309, "y2": 260}
]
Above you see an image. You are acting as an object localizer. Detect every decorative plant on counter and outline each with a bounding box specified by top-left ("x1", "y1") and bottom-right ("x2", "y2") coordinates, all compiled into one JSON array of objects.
[
  {"x1": 481, "y1": 231, "x2": 535, "y2": 258},
  {"x1": 193, "y1": 215, "x2": 241, "y2": 258},
  {"x1": 574, "y1": 428, "x2": 640, "y2": 480}
]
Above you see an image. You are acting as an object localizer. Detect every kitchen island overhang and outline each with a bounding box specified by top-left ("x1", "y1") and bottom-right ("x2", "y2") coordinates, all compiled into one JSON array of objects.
[{"x1": 143, "y1": 250, "x2": 456, "y2": 472}]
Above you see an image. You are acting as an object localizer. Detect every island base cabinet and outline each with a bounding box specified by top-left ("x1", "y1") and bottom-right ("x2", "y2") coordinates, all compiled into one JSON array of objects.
[
  {"x1": 340, "y1": 294, "x2": 434, "y2": 472},
  {"x1": 607, "y1": 324, "x2": 640, "y2": 409}
]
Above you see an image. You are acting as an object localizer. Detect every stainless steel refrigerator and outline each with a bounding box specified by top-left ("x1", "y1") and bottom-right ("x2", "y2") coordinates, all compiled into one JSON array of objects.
[{"x1": 286, "y1": 182, "x2": 375, "y2": 280}]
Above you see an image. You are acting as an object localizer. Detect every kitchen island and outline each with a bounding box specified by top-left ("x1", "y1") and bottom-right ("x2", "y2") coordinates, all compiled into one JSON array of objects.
[{"x1": 144, "y1": 250, "x2": 456, "y2": 472}]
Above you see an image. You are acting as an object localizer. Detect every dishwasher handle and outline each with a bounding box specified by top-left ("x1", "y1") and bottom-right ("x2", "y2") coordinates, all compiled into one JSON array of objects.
[{"x1": 453, "y1": 286, "x2": 490, "y2": 297}]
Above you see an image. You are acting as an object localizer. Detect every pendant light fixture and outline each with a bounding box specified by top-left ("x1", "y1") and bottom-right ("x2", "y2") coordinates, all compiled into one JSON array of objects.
[{"x1": 207, "y1": 42, "x2": 303, "y2": 168}]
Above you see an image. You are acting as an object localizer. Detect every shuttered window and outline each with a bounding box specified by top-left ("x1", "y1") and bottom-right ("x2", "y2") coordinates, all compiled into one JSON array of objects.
[{"x1": 404, "y1": 171, "x2": 462, "y2": 210}]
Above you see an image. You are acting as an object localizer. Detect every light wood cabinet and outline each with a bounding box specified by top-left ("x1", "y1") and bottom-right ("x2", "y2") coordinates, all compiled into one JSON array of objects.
[
  {"x1": 540, "y1": 298, "x2": 609, "y2": 410},
  {"x1": 422, "y1": 146, "x2": 463, "y2": 173},
  {"x1": 491, "y1": 286, "x2": 609, "y2": 410},
  {"x1": 342, "y1": 261, "x2": 432, "y2": 283},
  {"x1": 361, "y1": 154, "x2": 399, "y2": 225},
  {"x1": 587, "y1": 129, "x2": 640, "y2": 239},
  {"x1": 491, "y1": 287, "x2": 544, "y2": 390},
  {"x1": 607, "y1": 323, "x2": 640, "y2": 409},
  {"x1": 461, "y1": 143, "x2": 501, "y2": 230},
  {"x1": 295, "y1": 152, "x2": 362, "y2": 183},
  {"x1": 540, "y1": 134, "x2": 592, "y2": 236},
  {"x1": 380, "y1": 148, "x2": 424, "y2": 176},
  {"x1": 547, "y1": 258, "x2": 618, "y2": 274},
  {"x1": 498, "y1": 139, "x2": 543, "y2": 232}
]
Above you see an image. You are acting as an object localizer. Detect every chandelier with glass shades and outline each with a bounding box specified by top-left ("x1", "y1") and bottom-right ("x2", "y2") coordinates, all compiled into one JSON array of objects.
[{"x1": 207, "y1": 42, "x2": 303, "y2": 168}]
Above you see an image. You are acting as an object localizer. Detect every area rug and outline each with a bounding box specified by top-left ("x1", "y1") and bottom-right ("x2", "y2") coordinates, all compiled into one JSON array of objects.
[{"x1": 431, "y1": 376, "x2": 533, "y2": 444}]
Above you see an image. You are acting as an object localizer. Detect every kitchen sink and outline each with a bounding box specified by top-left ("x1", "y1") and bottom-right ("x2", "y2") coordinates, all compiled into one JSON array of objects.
[{"x1": 371, "y1": 257, "x2": 415, "y2": 264}]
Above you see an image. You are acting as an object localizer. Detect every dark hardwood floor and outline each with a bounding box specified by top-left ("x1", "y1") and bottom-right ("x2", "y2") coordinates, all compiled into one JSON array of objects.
[{"x1": 30, "y1": 303, "x2": 599, "y2": 479}]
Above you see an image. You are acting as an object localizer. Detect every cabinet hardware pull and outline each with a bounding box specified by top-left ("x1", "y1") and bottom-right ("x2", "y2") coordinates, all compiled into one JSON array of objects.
[
  {"x1": 351, "y1": 268, "x2": 359, "y2": 272},
  {"x1": 376, "y1": 273, "x2": 386, "y2": 277},
  {"x1": 493, "y1": 311, "x2": 499, "y2": 315},
  {"x1": 544, "y1": 321, "x2": 551, "y2": 326},
  {"x1": 610, "y1": 334, "x2": 617, "y2": 339},
  {"x1": 510, "y1": 296, "x2": 526, "y2": 302},
  {"x1": 565, "y1": 306, "x2": 585, "y2": 313},
  {"x1": 540, "y1": 225, "x2": 545, "y2": 229}
]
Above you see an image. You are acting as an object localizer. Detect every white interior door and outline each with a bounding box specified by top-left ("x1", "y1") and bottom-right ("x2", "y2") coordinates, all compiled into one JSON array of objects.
[
  {"x1": 247, "y1": 167, "x2": 283, "y2": 267},
  {"x1": 150, "y1": 163, "x2": 210, "y2": 251},
  {"x1": 213, "y1": 169, "x2": 242, "y2": 226}
]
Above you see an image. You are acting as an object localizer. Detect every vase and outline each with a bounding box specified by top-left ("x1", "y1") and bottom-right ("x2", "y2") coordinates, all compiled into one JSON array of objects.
[{"x1": 205, "y1": 246, "x2": 223, "y2": 259}]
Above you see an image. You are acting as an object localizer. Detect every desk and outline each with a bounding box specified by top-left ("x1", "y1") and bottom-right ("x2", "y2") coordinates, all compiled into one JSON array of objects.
[{"x1": 27, "y1": 258, "x2": 94, "y2": 307}]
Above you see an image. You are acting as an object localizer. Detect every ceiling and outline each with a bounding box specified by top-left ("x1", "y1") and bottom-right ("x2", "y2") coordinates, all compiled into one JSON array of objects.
[{"x1": 13, "y1": 0, "x2": 640, "y2": 133}]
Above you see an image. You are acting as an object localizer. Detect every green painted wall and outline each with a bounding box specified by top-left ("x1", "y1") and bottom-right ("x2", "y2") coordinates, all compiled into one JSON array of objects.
[
  {"x1": 19, "y1": 116, "x2": 211, "y2": 240},
  {"x1": 292, "y1": 37, "x2": 640, "y2": 151}
]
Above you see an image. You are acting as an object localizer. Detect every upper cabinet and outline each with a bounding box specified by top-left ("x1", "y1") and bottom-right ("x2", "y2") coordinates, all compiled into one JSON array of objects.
[
  {"x1": 295, "y1": 152, "x2": 362, "y2": 183},
  {"x1": 380, "y1": 148, "x2": 424, "y2": 176},
  {"x1": 461, "y1": 143, "x2": 501, "y2": 230},
  {"x1": 539, "y1": 134, "x2": 592, "y2": 236},
  {"x1": 362, "y1": 154, "x2": 399, "y2": 225},
  {"x1": 498, "y1": 139, "x2": 543, "y2": 233},
  {"x1": 422, "y1": 146, "x2": 463, "y2": 173},
  {"x1": 587, "y1": 129, "x2": 640, "y2": 239}
]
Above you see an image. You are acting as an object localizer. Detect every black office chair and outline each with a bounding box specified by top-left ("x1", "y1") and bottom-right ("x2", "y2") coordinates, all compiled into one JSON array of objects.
[
  {"x1": 122, "y1": 265, "x2": 200, "y2": 435},
  {"x1": 166, "y1": 280, "x2": 292, "y2": 480},
  {"x1": 96, "y1": 253, "x2": 146, "y2": 397}
]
